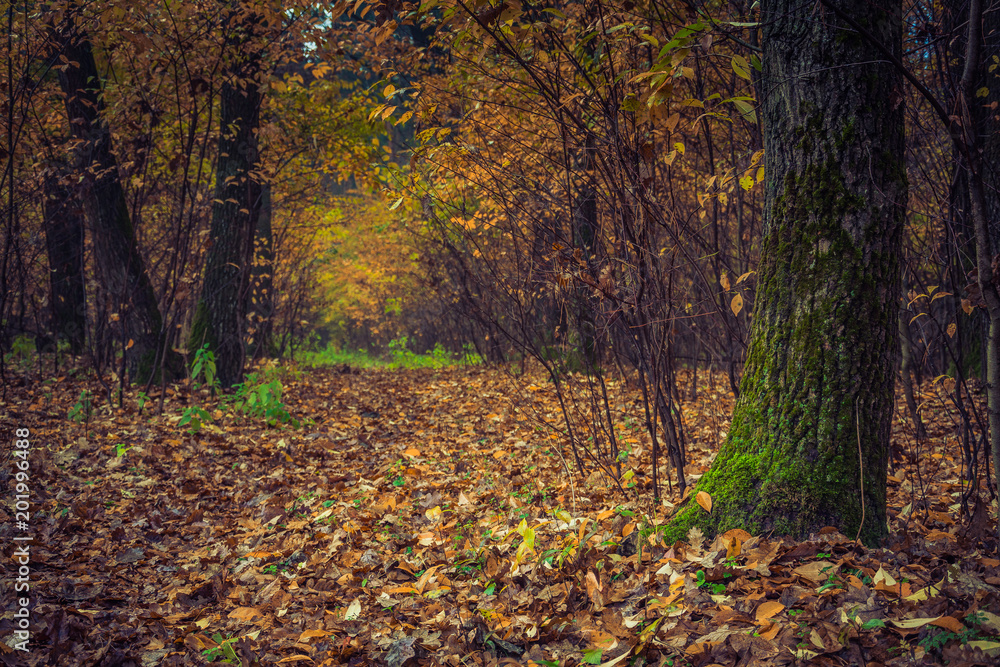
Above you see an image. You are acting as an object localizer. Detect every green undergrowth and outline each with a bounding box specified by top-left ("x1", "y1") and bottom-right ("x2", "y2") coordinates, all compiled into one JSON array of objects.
[{"x1": 298, "y1": 337, "x2": 481, "y2": 370}]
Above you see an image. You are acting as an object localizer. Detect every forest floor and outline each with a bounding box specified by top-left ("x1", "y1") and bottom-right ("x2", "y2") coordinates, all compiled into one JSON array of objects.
[{"x1": 1, "y1": 360, "x2": 999, "y2": 666}]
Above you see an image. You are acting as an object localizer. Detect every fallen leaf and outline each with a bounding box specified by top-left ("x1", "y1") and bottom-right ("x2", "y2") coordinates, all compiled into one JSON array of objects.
[
  {"x1": 695, "y1": 491, "x2": 712, "y2": 513},
  {"x1": 755, "y1": 600, "x2": 785, "y2": 623}
]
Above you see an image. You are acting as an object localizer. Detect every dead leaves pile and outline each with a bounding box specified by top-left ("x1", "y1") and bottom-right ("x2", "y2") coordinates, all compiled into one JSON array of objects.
[{"x1": 0, "y1": 364, "x2": 998, "y2": 666}]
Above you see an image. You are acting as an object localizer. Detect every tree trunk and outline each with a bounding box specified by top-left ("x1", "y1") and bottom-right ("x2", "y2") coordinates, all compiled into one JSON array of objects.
[
  {"x1": 189, "y1": 27, "x2": 263, "y2": 387},
  {"x1": 664, "y1": 0, "x2": 906, "y2": 545},
  {"x1": 42, "y1": 163, "x2": 86, "y2": 354},
  {"x1": 55, "y1": 19, "x2": 173, "y2": 383}
]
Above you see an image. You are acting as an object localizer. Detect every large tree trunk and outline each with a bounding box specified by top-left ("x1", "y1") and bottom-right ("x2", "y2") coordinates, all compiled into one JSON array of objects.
[
  {"x1": 55, "y1": 19, "x2": 173, "y2": 383},
  {"x1": 189, "y1": 27, "x2": 263, "y2": 387},
  {"x1": 42, "y1": 163, "x2": 86, "y2": 354},
  {"x1": 664, "y1": 0, "x2": 906, "y2": 545}
]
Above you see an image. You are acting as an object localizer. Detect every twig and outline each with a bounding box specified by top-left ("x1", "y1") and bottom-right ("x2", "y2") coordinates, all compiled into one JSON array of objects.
[{"x1": 855, "y1": 397, "x2": 866, "y2": 544}]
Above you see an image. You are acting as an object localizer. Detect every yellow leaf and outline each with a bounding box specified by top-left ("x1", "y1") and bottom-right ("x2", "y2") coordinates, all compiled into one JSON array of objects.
[
  {"x1": 695, "y1": 490, "x2": 712, "y2": 512},
  {"x1": 720, "y1": 273, "x2": 731, "y2": 291},
  {"x1": 674, "y1": 141, "x2": 685, "y2": 155},
  {"x1": 890, "y1": 616, "x2": 940, "y2": 629},
  {"x1": 947, "y1": 323, "x2": 957, "y2": 338},
  {"x1": 731, "y1": 55, "x2": 752, "y2": 80},
  {"x1": 730, "y1": 293, "x2": 744, "y2": 316},
  {"x1": 904, "y1": 578, "x2": 944, "y2": 601},
  {"x1": 126, "y1": 338, "x2": 134, "y2": 350}
]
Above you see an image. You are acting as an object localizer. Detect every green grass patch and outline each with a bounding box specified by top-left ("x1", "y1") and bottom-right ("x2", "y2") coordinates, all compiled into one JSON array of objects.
[{"x1": 298, "y1": 337, "x2": 480, "y2": 370}]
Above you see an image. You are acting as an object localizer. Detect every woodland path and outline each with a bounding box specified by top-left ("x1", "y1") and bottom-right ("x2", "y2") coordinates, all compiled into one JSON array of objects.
[{"x1": 0, "y1": 364, "x2": 996, "y2": 666}]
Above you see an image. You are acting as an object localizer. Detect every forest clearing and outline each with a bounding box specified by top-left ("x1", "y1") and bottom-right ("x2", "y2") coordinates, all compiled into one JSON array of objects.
[
  {"x1": 0, "y1": 359, "x2": 998, "y2": 666},
  {"x1": 4, "y1": 0, "x2": 1000, "y2": 664}
]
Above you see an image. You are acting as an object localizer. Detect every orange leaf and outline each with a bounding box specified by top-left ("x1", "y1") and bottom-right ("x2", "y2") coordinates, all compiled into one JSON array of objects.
[
  {"x1": 415, "y1": 565, "x2": 441, "y2": 594},
  {"x1": 596, "y1": 508, "x2": 616, "y2": 521},
  {"x1": 930, "y1": 616, "x2": 965, "y2": 633},
  {"x1": 228, "y1": 606, "x2": 263, "y2": 621},
  {"x1": 402, "y1": 447, "x2": 421, "y2": 458},
  {"x1": 755, "y1": 600, "x2": 785, "y2": 623},
  {"x1": 696, "y1": 491, "x2": 713, "y2": 513}
]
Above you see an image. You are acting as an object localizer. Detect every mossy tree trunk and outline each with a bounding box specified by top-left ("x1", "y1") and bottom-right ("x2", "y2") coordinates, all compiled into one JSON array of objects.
[
  {"x1": 55, "y1": 19, "x2": 174, "y2": 383},
  {"x1": 664, "y1": 0, "x2": 906, "y2": 545},
  {"x1": 189, "y1": 13, "x2": 263, "y2": 388}
]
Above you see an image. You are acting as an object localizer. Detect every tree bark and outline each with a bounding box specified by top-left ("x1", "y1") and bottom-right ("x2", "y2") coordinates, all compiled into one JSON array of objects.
[
  {"x1": 664, "y1": 0, "x2": 906, "y2": 545},
  {"x1": 189, "y1": 19, "x2": 263, "y2": 387},
  {"x1": 41, "y1": 163, "x2": 86, "y2": 354},
  {"x1": 54, "y1": 19, "x2": 173, "y2": 382}
]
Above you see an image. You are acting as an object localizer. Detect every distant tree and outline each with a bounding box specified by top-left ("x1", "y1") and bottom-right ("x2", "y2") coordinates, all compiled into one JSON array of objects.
[{"x1": 664, "y1": 0, "x2": 907, "y2": 544}]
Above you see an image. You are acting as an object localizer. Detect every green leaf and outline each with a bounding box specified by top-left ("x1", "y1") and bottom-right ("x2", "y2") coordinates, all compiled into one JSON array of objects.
[
  {"x1": 729, "y1": 97, "x2": 757, "y2": 123},
  {"x1": 732, "y1": 55, "x2": 752, "y2": 80},
  {"x1": 582, "y1": 649, "x2": 604, "y2": 664}
]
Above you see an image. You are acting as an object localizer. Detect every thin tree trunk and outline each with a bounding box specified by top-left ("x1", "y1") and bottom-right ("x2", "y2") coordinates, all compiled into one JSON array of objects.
[
  {"x1": 957, "y1": 0, "x2": 1000, "y2": 541},
  {"x1": 189, "y1": 15, "x2": 263, "y2": 387}
]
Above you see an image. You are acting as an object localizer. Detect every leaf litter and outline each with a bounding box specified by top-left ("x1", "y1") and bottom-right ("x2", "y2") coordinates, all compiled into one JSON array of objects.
[{"x1": 0, "y1": 364, "x2": 998, "y2": 666}]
